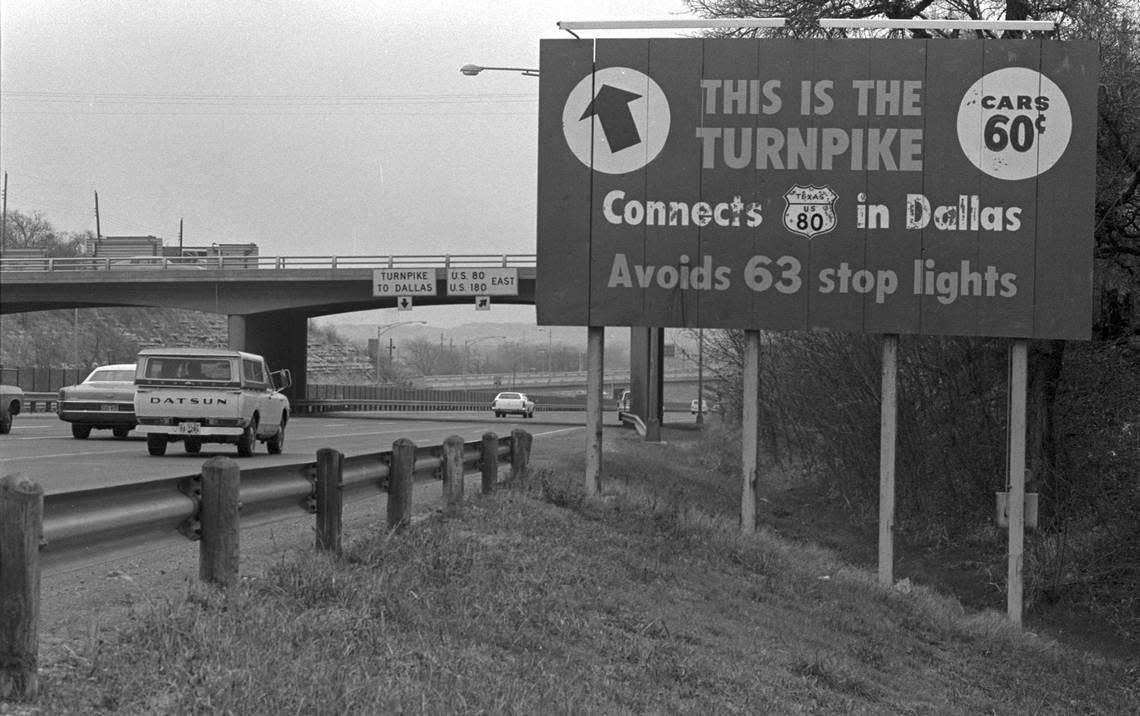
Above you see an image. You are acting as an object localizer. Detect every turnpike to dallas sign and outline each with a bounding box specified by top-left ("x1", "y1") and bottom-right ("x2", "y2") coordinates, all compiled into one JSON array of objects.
[{"x1": 535, "y1": 39, "x2": 1098, "y2": 340}]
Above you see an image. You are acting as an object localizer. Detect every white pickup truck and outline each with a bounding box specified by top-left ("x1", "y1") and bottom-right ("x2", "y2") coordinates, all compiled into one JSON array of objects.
[{"x1": 133, "y1": 348, "x2": 291, "y2": 457}]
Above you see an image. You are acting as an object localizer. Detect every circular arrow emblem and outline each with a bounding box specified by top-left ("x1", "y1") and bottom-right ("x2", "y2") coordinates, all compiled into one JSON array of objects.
[{"x1": 562, "y1": 67, "x2": 670, "y2": 175}]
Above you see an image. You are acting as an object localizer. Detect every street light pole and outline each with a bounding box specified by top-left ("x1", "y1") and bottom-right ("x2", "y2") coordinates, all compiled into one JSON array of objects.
[
  {"x1": 376, "y1": 320, "x2": 426, "y2": 384},
  {"x1": 460, "y1": 64, "x2": 539, "y2": 77},
  {"x1": 462, "y1": 335, "x2": 505, "y2": 385},
  {"x1": 537, "y1": 327, "x2": 553, "y2": 373}
]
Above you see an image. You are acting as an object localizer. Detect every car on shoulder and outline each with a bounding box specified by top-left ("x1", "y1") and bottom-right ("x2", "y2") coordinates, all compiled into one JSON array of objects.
[
  {"x1": 58, "y1": 364, "x2": 138, "y2": 439},
  {"x1": 617, "y1": 389, "x2": 631, "y2": 418},
  {"x1": 492, "y1": 391, "x2": 535, "y2": 419},
  {"x1": 0, "y1": 384, "x2": 24, "y2": 434}
]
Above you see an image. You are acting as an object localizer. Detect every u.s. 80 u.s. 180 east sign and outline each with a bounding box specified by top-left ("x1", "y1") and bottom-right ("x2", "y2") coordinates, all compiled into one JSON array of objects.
[{"x1": 535, "y1": 38, "x2": 1098, "y2": 340}]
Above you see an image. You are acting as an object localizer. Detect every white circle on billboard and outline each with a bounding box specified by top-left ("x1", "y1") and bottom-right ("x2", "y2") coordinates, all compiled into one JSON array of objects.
[
  {"x1": 562, "y1": 67, "x2": 670, "y2": 175},
  {"x1": 956, "y1": 67, "x2": 1072, "y2": 181}
]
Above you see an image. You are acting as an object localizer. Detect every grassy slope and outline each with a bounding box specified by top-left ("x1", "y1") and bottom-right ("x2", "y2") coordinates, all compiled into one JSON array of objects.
[{"x1": 25, "y1": 429, "x2": 1139, "y2": 715}]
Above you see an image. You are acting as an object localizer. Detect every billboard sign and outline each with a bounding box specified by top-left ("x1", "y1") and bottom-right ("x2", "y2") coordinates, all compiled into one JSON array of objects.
[{"x1": 536, "y1": 38, "x2": 1098, "y2": 339}]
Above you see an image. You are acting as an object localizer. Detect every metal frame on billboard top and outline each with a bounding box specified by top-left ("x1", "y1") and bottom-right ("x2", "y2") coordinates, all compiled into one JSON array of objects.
[{"x1": 547, "y1": 18, "x2": 1085, "y2": 628}]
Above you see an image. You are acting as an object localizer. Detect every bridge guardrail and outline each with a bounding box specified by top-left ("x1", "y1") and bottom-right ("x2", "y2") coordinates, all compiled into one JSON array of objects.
[{"x1": 0, "y1": 253, "x2": 538, "y2": 273}]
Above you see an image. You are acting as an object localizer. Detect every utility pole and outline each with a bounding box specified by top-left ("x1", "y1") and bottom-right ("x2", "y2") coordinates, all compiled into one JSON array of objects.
[
  {"x1": 1, "y1": 172, "x2": 8, "y2": 246},
  {"x1": 179, "y1": 218, "x2": 183, "y2": 254},
  {"x1": 94, "y1": 191, "x2": 102, "y2": 239}
]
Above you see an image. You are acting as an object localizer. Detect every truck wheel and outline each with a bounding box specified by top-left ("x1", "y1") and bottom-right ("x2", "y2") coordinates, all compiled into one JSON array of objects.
[
  {"x1": 72, "y1": 424, "x2": 92, "y2": 440},
  {"x1": 185, "y1": 438, "x2": 202, "y2": 454},
  {"x1": 0, "y1": 410, "x2": 11, "y2": 435},
  {"x1": 147, "y1": 435, "x2": 167, "y2": 456},
  {"x1": 267, "y1": 420, "x2": 285, "y2": 455},
  {"x1": 237, "y1": 418, "x2": 258, "y2": 457},
  {"x1": 112, "y1": 427, "x2": 130, "y2": 439}
]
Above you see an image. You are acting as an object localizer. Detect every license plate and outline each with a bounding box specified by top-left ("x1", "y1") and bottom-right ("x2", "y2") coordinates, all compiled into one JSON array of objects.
[
  {"x1": 101, "y1": 404, "x2": 117, "y2": 412},
  {"x1": 178, "y1": 422, "x2": 201, "y2": 435}
]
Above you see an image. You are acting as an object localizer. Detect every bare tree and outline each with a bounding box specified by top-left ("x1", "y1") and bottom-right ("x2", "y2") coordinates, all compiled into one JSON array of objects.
[
  {"x1": 688, "y1": 0, "x2": 1139, "y2": 498},
  {"x1": 2, "y1": 209, "x2": 61, "y2": 251}
]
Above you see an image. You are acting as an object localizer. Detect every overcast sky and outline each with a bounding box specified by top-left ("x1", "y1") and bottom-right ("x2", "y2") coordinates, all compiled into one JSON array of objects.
[
  {"x1": 1, "y1": 0, "x2": 698, "y2": 249},
  {"x1": 1, "y1": 0, "x2": 699, "y2": 326}
]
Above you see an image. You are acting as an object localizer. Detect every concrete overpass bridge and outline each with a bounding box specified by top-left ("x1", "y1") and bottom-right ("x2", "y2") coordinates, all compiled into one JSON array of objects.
[{"x1": 0, "y1": 254, "x2": 536, "y2": 401}]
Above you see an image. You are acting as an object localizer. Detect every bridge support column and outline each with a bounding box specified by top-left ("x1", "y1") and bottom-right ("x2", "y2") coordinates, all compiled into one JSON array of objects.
[
  {"x1": 629, "y1": 326, "x2": 664, "y2": 441},
  {"x1": 227, "y1": 315, "x2": 246, "y2": 350},
  {"x1": 226, "y1": 311, "x2": 309, "y2": 404}
]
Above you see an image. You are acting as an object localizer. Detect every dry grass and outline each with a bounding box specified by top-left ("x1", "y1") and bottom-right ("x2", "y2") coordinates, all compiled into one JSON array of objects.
[{"x1": 17, "y1": 427, "x2": 1140, "y2": 715}]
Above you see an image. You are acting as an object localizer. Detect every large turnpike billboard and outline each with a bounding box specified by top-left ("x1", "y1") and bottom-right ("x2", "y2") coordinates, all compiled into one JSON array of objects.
[{"x1": 536, "y1": 39, "x2": 1098, "y2": 339}]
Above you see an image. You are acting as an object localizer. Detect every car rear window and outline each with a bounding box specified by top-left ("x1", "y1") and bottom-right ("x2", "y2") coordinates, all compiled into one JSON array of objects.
[
  {"x1": 88, "y1": 369, "x2": 136, "y2": 382},
  {"x1": 499, "y1": 393, "x2": 522, "y2": 399},
  {"x1": 141, "y1": 358, "x2": 236, "y2": 382}
]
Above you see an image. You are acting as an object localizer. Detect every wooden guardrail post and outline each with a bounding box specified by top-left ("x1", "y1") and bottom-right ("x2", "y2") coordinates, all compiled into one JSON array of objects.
[
  {"x1": 510, "y1": 429, "x2": 532, "y2": 483},
  {"x1": 442, "y1": 435, "x2": 465, "y2": 513},
  {"x1": 315, "y1": 448, "x2": 343, "y2": 555},
  {"x1": 0, "y1": 474, "x2": 43, "y2": 700},
  {"x1": 481, "y1": 432, "x2": 498, "y2": 494},
  {"x1": 388, "y1": 438, "x2": 415, "y2": 531},
  {"x1": 199, "y1": 457, "x2": 240, "y2": 587}
]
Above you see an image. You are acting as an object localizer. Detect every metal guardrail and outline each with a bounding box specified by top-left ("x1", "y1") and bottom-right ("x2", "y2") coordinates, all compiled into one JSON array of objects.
[
  {"x1": 413, "y1": 368, "x2": 701, "y2": 388},
  {"x1": 15, "y1": 392, "x2": 58, "y2": 413},
  {"x1": 39, "y1": 434, "x2": 517, "y2": 565},
  {"x1": 2, "y1": 430, "x2": 532, "y2": 697},
  {"x1": 299, "y1": 398, "x2": 563, "y2": 413},
  {"x1": 0, "y1": 254, "x2": 538, "y2": 272}
]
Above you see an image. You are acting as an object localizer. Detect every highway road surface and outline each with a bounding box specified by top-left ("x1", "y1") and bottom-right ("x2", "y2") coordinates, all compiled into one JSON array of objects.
[{"x1": 0, "y1": 410, "x2": 604, "y2": 494}]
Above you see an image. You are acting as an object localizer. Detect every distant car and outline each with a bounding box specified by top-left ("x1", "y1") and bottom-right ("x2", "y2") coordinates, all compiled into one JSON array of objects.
[
  {"x1": 0, "y1": 384, "x2": 24, "y2": 434},
  {"x1": 690, "y1": 399, "x2": 710, "y2": 415},
  {"x1": 492, "y1": 391, "x2": 535, "y2": 418},
  {"x1": 58, "y1": 364, "x2": 138, "y2": 439}
]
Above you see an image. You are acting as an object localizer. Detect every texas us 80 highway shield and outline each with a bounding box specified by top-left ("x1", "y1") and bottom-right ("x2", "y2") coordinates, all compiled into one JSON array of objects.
[{"x1": 535, "y1": 38, "x2": 1097, "y2": 340}]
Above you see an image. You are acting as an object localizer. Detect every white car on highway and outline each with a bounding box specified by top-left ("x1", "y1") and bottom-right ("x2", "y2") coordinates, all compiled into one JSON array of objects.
[
  {"x1": 0, "y1": 384, "x2": 24, "y2": 434},
  {"x1": 492, "y1": 391, "x2": 534, "y2": 419}
]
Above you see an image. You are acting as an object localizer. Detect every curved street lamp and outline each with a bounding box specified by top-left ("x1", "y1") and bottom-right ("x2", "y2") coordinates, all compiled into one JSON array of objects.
[
  {"x1": 460, "y1": 64, "x2": 539, "y2": 78},
  {"x1": 463, "y1": 335, "x2": 506, "y2": 380},
  {"x1": 376, "y1": 320, "x2": 427, "y2": 383}
]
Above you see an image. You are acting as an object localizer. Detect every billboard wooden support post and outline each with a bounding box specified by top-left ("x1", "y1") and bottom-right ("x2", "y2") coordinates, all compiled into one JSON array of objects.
[
  {"x1": 878, "y1": 334, "x2": 899, "y2": 587},
  {"x1": 1007, "y1": 340, "x2": 1029, "y2": 625},
  {"x1": 585, "y1": 326, "x2": 604, "y2": 496},
  {"x1": 741, "y1": 330, "x2": 761, "y2": 533}
]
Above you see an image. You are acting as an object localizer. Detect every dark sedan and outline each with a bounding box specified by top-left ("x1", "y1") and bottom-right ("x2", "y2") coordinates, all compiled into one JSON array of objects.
[{"x1": 58, "y1": 364, "x2": 138, "y2": 439}]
